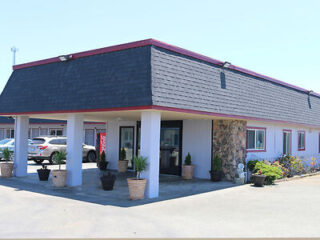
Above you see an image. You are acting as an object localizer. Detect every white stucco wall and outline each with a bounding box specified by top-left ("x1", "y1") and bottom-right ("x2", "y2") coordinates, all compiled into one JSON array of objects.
[
  {"x1": 246, "y1": 120, "x2": 320, "y2": 163},
  {"x1": 106, "y1": 120, "x2": 137, "y2": 170},
  {"x1": 182, "y1": 119, "x2": 212, "y2": 179}
]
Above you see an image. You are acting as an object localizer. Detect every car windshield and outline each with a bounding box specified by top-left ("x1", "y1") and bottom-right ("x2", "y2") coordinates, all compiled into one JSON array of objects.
[
  {"x1": 32, "y1": 138, "x2": 45, "y2": 144},
  {"x1": 0, "y1": 139, "x2": 13, "y2": 145}
]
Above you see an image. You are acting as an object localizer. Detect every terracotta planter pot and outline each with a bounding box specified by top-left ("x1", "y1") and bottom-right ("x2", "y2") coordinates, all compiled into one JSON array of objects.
[
  {"x1": 0, "y1": 162, "x2": 13, "y2": 178},
  {"x1": 252, "y1": 174, "x2": 266, "y2": 187},
  {"x1": 118, "y1": 160, "x2": 128, "y2": 173},
  {"x1": 127, "y1": 178, "x2": 147, "y2": 200},
  {"x1": 52, "y1": 170, "x2": 67, "y2": 187},
  {"x1": 182, "y1": 164, "x2": 194, "y2": 180}
]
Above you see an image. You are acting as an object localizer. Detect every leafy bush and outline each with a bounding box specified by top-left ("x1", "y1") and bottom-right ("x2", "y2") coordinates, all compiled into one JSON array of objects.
[
  {"x1": 2, "y1": 148, "x2": 11, "y2": 162},
  {"x1": 254, "y1": 162, "x2": 282, "y2": 184},
  {"x1": 119, "y1": 148, "x2": 126, "y2": 161},
  {"x1": 272, "y1": 160, "x2": 289, "y2": 178},
  {"x1": 54, "y1": 151, "x2": 66, "y2": 170},
  {"x1": 211, "y1": 155, "x2": 221, "y2": 172},
  {"x1": 278, "y1": 155, "x2": 304, "y2": 176},
  {"x1": 100, "y1": 151, "x2": 106, "y2": 163},
  {"x1": 184, "y1": 153, "x2": 192, "y2": 165},
  {"x1": 133, "y1": 156, "x2": 148, "y2": 179},
  {"x1": 247, "y1": 160, "x2": 258, "y2": 172}
]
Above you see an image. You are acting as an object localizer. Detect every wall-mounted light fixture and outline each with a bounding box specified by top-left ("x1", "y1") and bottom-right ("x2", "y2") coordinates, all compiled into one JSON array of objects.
[
  {"x1": 222, "y1": 61, "x2": 231, "y2": 68},
  {"x1": 58, "y1": 55, "x2": 73, "y2": 61}
]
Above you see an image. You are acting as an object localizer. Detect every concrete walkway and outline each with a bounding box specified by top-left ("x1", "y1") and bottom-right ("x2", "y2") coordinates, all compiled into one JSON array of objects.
[{"x1": 0, "y1": 163, "x2": 320, "y2": 238}]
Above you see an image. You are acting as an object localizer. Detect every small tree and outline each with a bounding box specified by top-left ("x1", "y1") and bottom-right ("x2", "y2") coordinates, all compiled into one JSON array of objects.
[
  {"x1": 54, "y1": 151, "x2": 66, "y2": 170},
  {"x1": 212, "y1": 155, "x2": 222, "y2": 172},
  {"x1": 2, "y1": 148, "x2": 11, "y2": 162},
  {"x1": 119, "y1": 148, "x2": 126, "y2": 161},
  {"x1": 184, "y1": 152, "x2": 192, "y2": 165},
  {"x1": 100, "y1": 151, "x2": 106, "y2": 164},
  {"x1": 133, "y1": 155, "x2": 147, "y2": 179}
]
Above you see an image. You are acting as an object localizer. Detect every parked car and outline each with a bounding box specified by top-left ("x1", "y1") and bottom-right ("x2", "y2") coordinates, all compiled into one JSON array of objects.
[
  {"x1": 28, "y1": 136, "x2": 97, "y2": 164},
  {"x1": 0, "y1": 138, "x2": 33, "y2": 160}
]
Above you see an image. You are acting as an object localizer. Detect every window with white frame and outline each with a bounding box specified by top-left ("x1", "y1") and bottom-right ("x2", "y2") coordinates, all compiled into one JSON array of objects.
[
  {"x1": 49, "y1": 129, "x2": 63, "y2": 136},
  {"x1": 298, "y1": 131, "x2": 305, "y2": 151},
  {"x1": 6, "y1": 129, "x2": 14, "y2": 138},
  {"x1": 246, "y1": 128, "x2": 266, "y2": 151}
]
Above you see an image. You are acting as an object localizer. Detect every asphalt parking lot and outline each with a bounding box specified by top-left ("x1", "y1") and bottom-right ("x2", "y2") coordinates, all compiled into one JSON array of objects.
[{"x1": 0, "y1": 163, "x2": 319, "y2": 238}]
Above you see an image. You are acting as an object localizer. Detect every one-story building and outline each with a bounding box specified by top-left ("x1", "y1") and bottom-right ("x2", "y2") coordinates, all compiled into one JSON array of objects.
[{"x1": 0, "y1": 39, "x2": 319, "y2": 198}]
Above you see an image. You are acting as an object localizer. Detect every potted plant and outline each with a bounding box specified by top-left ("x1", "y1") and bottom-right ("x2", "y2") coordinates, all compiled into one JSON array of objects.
[
  {"x1": 182, "y1": 152, "x2": 194, "y2": 180},
  {"x1": 100, "y1": 172, "x2": 116, "y2": 190},
  {"x1": 252, "y1": 170, "x2": 266, "y2": 187},
  {"x1": 118, "y1": 148, "x2": 128, "y2": 173},
  {"x1": 0, "y1": 148, "x2": 13, "y2": 178},
  {"x1": 127, "y1": 155, "x2": 147, "y2": 200},
  {"x1": 37, "y1": 164, "x2": 51, "y2": 181},
  {"x1": 51, "y1": 151, "x2": 67, "y2": 187},
  {"x1": 98, "y1": 151, "x2": 108, "y2": 171},
  {"x1": 210, "y1": 155, "x2": 222, "y2": 182}
]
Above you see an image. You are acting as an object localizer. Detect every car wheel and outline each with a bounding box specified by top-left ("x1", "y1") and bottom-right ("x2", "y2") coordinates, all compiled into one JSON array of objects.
[
  {"x1": 49, "y1": 152, "x2": 57, "y2": 165},
  {"x1": 33, "y1": 159, "x2": 44, "y2": 165},
  {"x1": 87, "y1": 151, "x2": 96, "y2": 162}
]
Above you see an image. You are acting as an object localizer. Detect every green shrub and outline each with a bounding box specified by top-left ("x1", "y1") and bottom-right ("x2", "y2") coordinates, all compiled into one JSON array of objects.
[
  {"x1": 133, "y1": 156, "x2": 148, "y2": 179},
  {"x1": 119, "y1": 148, "x2": 126, "y2": 161},
  {"x1": 184, "y1": 152, "x2": 192, "y2": 165},
  {"x1": 100, "y1": 151, "x2": 106, "y2": 163},
  {"x1": 2, "y1": 148, "x2": 11, "y2": 162},
  {"x1": 278, "y1": 155, "x2": 304, "y2": 176},
  {"x1": 212, "y1": 155, "x2": 222, "y2": 172},
  {"x1": 254, "y1": 162, "x2": 282, "y2": 184},
  {"x1": 247, "y1": 160, "x2": 258, "y2": 172},
  {"x1": 54, "y1": 151, "x2": 66, "y2": 170}
]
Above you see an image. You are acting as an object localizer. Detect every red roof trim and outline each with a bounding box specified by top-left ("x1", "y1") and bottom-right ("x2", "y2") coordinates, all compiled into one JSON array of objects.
[
  {"x1": 12, "y1": 38, "x2": 319, "y2": 97},
  {"x1": 0, "y1": 105, "x2": 319, "y2": 128}
]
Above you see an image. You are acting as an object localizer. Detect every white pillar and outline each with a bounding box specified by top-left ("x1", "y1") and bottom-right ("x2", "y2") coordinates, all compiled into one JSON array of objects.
[
  {"x1": 140, "y1": 111, "x2": 161, "y2": 198},
  {"x1": 14, "y1": 116, "x2": 29, "y2": 177},
  {"x1": 66, "y1": 114, "x2": 84, "y2": 186}
]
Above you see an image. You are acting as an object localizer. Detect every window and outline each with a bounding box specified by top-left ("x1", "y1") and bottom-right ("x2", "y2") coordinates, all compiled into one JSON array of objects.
[
  {"x1": 0, "y1": 129, "x2": 4, "y2": 140},
  {"x1": 283, "y1": 130, "x2": 292, "y2": 155},
  {"x1": 246, "y1": 127, "x2": 266, "y2": 151},
  {"x1": 298, "y1": 131, "x2": 305, "y2": 151},
  {"x1": 40, "y1": 128, "x2": 48, "y2": 136},
  {"x1": 49, "y1": 129, "x2": 63, "y2": 136},
  {"x1": 49, "y1": 139, "x2": 66, "y2": 145},
  {"x1": 6, "y1": 129, "x2": 14, "y2": 138},
  {"x1": 119, "y1": 127, "x2": 134, "y2": 169},
  {"x1": 85, "y1": 129, "x2": 94, "y2": 146}
]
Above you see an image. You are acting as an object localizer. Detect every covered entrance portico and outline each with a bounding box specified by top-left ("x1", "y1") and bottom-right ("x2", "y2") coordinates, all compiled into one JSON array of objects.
[{"x1": 8, "y1": 106, "x2": 247, "y2": 199}]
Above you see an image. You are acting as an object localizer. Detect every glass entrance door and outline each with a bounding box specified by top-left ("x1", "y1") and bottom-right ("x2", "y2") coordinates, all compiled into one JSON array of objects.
[
  {"x1": 136, "y1": 121, "x2": 182, "y2": 175},
  {"x1": 119, "y1": 127, "x2": 134, "y2": 169}
]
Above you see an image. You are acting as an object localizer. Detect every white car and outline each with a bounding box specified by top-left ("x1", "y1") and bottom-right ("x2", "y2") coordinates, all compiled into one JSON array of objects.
[
  {"x1": 0, "y1": 138, "x2": 33, "y2": 160},
  {"x1": 28, "y1": 136, "x2": 97, "y2": 164}
]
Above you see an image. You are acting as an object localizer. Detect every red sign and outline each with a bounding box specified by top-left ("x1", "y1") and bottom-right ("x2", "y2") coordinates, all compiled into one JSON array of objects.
[{"x1": 99, "y1": 133, "x2": 106, "y2": 154}]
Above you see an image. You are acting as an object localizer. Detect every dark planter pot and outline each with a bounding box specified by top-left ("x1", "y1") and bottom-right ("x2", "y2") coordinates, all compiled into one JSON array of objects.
[
  {"x1": 100, "y1": 173, "x2": 116, "y2": 191},
  {"x1": 252, "y1": 174, "x2": 266, "y2": 187},
  {"x1": 210, "y1": 170, "x2": 222, "y2": 182},
  {"x1": 99, "y1": 161, "x2": 109, "y2": 171},
  {"x1": 37, "y1": 169, "x2": 51, "y2": 181}
]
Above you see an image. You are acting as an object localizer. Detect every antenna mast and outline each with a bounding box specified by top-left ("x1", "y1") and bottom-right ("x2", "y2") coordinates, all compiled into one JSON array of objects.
[{"x1": 11, "y1": 47, "x2": 18, "y2": 66}]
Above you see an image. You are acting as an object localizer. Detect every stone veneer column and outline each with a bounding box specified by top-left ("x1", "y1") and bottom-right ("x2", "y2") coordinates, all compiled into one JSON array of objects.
[{"x1": 212, "y1": 119, "x2": 247, "y2": 180}]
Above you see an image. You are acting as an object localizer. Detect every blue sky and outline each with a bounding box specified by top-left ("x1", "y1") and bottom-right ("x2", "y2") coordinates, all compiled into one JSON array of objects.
[{"x1": 1, "y1": 0, "x2": 319, "y2": 93}]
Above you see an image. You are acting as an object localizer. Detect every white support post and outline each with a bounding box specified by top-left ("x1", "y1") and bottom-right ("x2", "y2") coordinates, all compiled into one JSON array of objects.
[
  {"x1": 66, "y1": 114, "x2": 84, "y2": 186},
  {"x1": 140, "y1": 111, "x2": 161, "y2": 198},
  {"x1": 14, "y1": 116, "x2": 29, "y2": 177}
]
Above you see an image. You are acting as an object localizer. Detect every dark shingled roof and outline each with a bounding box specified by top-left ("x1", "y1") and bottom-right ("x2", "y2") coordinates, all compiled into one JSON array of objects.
[
  {"x1": 0, "y1": 116, "x2": 66, "y2": 124},
  {"x1": 1, "y1": 39, "x2": 319, "y2": 127}
]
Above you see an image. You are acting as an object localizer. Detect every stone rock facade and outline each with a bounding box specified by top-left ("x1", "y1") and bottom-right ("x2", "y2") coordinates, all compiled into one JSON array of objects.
[{"x1": 212, "y1": 119, "x2": 247, "y2": 180}]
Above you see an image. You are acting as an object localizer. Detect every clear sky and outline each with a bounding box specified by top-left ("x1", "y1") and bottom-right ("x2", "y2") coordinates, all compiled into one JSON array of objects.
[{"x1": 0, "y1": 0, "x2": 319, "y2": 93}]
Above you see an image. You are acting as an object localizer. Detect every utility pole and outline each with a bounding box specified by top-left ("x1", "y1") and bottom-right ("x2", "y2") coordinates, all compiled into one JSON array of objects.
[{"x1": 11, "y1": 46, "x2": 18, "y2": 66}]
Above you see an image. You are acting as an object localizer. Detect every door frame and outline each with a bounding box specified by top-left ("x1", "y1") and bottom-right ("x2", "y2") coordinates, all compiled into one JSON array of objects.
[{"x1": 136, "y1": 120, "x2": 183, "y2": 176}]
